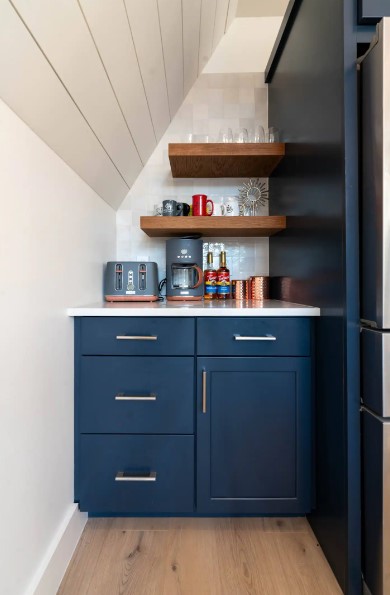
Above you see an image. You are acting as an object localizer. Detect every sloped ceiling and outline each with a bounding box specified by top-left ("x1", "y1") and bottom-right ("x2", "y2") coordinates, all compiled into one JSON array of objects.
[{"x1": 0, "y1": 0, "x2": 237, "y2": 209}]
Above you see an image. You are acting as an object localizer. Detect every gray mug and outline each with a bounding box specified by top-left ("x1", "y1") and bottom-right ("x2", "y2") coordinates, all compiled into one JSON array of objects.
[{"x1": 163, "y1": 199, "x2": 178, "y2": 216}]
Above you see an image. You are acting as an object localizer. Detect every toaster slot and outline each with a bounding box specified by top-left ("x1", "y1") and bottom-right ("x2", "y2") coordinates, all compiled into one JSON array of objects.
[
  {"x1": 115, "y1": 264, "x2": 123, "y2": 291},
  {"x1": 139, "y1": 264, "x2": 146, "y2": 291}
]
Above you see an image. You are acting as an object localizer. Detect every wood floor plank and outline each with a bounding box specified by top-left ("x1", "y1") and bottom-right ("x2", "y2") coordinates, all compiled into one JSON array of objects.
[
  {"x1": 58, "y1": 519, "x2": 113, "y2": 595},
  {"x1": 58, "y1": 517, "x2": 342, "y2": 595}
]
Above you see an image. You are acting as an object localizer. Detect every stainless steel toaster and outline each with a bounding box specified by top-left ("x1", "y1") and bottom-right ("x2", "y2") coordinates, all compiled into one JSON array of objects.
[{"x1": 104, "y1": 262, "x2": 159, "y2": 302}]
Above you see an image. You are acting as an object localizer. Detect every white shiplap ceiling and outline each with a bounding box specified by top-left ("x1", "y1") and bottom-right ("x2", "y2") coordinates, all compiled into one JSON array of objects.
[{"x1": 0, "y1": 0, "x2": 236, "y2": 209}]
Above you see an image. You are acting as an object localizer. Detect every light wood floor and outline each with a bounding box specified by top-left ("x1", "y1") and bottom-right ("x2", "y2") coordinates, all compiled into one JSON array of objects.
[{"x1": 58, "y1": 517, "x2": 342, "y2": 595}]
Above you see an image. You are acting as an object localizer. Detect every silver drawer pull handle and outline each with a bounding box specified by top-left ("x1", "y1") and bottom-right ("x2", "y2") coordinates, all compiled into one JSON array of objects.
[
  {"x1": 115, "y1": 393, "x2": 157, "y2": 401},
  {"x1": 116, "y1": 335, "x2": 158, "y2": 341},
  {"x1": 233, "y1": 334, "x2": 276, "y2": 341},
  {"x1": 115, "y1": 471, "x2": 157, "y2": 482}
]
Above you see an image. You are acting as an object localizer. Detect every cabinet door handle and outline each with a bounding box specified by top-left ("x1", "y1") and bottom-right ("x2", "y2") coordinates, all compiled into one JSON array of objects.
[
  {"x1": 116, "y1": 335, "x2": 158, "y2": 341},
  {"x1": 233, "y1": 334, "x2": 276, "y2": 341},
  {"x1": 202, "y1": 369, "x2": 207, "y2": 414},
  {"x1": 115, "y1": 393, "x2": 157, "y2": 401},
  {"x1": 115, "y1": 471, "x2": 157, "y2": 482}
]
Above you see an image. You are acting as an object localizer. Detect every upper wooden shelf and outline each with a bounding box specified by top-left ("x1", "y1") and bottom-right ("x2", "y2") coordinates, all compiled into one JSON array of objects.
[
  {"x1": 168, "y1": 143, "x2": 285, "y2": 178},
  {"x1": 140, "y1": 216, "x2": 286, "y2": 238}
]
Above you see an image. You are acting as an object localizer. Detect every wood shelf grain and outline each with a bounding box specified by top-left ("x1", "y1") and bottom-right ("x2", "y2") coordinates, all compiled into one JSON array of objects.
[
  {"x1": 168, "y1": 143, "x2": 285, "y2": 178},
  {"x1": 140, "y1": 216, "x2": 286, "y2": 238}
]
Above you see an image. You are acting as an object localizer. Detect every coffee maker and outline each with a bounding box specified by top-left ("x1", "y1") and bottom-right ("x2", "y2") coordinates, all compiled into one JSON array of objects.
[{"x1": 166, "y1": 238, "x2": 203, "y2": 301}]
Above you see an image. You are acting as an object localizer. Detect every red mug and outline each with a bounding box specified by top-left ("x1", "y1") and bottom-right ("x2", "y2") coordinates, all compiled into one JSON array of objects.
[{"x1": 192, "y1": 194, "x2": 214, "y2": 216}]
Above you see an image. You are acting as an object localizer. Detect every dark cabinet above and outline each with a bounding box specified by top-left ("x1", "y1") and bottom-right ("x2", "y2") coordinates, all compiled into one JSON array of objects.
[{"x1": 359, "y1": 0, "x2": 390, "y2": 23}]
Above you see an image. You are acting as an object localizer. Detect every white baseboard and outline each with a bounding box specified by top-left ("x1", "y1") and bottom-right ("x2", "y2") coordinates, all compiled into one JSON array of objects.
[{"x1": 26, "y1": 504, "x2": 87, "y2": 595}]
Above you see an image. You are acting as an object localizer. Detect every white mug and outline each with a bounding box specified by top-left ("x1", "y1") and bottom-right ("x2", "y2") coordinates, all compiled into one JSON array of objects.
[
  {"x1": 224, "y1": 196, "x2": 240, "y2": 216},
  {"x1": 211, "y1": 196, "x2": 226, "y2": 216}
]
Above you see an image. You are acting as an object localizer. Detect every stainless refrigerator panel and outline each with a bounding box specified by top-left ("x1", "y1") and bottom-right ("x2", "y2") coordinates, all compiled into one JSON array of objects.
[
  {"x1": 362, "y1": 409, "x2": 390, "y2": 595},
  {"x1": 361, "y1": 19, "x2": 390, "y2": 329},
  {"x1": 362, "y1": 327, "x2": 390, "y2": 417}
]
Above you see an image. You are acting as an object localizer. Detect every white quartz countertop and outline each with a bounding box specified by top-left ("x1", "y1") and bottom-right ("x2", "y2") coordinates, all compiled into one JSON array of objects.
[{"x1": 67, "y1": 300, "x2": 320, "y2": 317}]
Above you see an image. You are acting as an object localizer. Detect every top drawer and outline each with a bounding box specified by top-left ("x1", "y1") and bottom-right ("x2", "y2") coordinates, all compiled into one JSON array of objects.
[
  {"x1": 80, "y1": 317, "x2": 195, "y2": 356},
  {"x1": 197, "y1": 317, "x2": 311, "y2": 356}
]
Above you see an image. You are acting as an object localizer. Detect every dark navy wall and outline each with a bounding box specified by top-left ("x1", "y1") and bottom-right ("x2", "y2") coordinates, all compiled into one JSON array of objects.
[{"x1": 267, "y1": 0, "x2": 373, "y2": 593}]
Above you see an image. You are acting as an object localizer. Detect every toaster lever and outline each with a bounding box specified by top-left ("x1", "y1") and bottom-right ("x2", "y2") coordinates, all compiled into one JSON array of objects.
[{"x1": 139, "y1": 264, "x2": 147, "y2": 291}]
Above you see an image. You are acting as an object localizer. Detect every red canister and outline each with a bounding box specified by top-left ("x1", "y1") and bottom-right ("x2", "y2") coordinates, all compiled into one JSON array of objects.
[{"x1": 192, "y1": 194, "x2": 214, "y2": 216}]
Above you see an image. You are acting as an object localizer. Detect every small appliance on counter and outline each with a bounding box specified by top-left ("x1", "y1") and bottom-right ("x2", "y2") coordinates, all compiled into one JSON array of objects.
[
  {"x1": 104, "y1": 262, "x2": 159, "y2": 302},
  {"x1": 166, "y1": 238, "x2": 203, "y2": 301}
]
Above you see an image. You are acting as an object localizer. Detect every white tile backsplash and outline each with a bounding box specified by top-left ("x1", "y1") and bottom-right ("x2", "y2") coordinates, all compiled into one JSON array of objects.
[{"x1": 117, "y1": 72, "x2": 269, "y2": 282}]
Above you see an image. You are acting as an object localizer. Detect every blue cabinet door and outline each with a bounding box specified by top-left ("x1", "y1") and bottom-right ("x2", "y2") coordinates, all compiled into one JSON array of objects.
[{"x1": 197, "y1": 357, "x2": 312, "y2": 514}]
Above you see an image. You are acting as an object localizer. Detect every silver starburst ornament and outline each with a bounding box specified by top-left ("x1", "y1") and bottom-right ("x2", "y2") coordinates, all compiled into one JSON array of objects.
[{"x1": 238, "y1": 179, "x2": 269, "y2": 216}]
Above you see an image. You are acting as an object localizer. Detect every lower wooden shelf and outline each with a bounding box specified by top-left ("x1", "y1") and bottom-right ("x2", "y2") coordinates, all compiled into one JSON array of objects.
[{"x1": 140, "y1": 216, "x2": 286, "y2": 238}]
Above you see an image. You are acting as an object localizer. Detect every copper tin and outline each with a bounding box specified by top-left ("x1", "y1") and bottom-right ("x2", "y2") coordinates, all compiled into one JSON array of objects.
[
  {"x1": 248, "y1": 276, "x2": 269, "y2": 301},
  {"x1": 232, "y1": 279, "x2": 249, "y2": 300}
]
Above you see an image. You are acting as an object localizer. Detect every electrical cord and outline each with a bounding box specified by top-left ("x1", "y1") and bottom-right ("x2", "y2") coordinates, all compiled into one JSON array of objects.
[{"x1": 158, "y1": 278, "x2": 167, "y2": 301}]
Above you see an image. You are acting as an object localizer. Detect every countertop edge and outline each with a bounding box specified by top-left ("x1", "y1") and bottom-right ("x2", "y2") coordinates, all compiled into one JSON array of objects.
[{"x1": 67, "y1": 301, "x2": 321, "y2": 317}]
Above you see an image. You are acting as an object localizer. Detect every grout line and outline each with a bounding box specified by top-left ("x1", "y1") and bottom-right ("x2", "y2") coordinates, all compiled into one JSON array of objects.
[
  {"x1": 156, "y1": 0, "x2": 172, "y2": 121},
  {"x1": 123, "y1": 0, "x2": 158, "y2": 144},
  {"x1": 76, "y1": 0, "x2": 144, "y2": 165},
  {"x1": 7, "y1": 0, "x2": 130, "y2": 189}
]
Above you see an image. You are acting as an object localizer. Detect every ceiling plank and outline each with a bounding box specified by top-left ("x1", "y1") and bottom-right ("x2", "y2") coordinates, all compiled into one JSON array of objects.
[
  {"x1": 0, "y1": 0, "x2": 128, "y2": 209},
  {"x1": 124, "y1": 0, "x2": 170, "y2": 142},
  {"x1": 182, "y1": 0, "x2": 202, "y2": 97},
  {"x1": 79, "y1": 0, "x2": 156, "y2": 165},
  {"x1": 213, "y1": 0, "x2": 230, "y2": 49},
  {"x1": 157, "y1": 0, "x2": 184, "y2": 119},
  {"x1": 11, "y1": 0, "x2": 142, "y2": 188},
  {"x1": 198, "y1": 0, "x2": 217, "y2": 74},
  {"x1": 226, "y1": 0, "x2": 239, "y2": 31}
]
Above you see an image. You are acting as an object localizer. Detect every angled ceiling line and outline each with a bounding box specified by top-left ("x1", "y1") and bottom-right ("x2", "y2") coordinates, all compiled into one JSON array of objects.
[
  {"x1": 224, "y1": 0, "x2": 231, "y2": 32},
  {"x1": 156, "y1": 0, "x2": 172, "y2": 121},
  {"x1": 211, "y1": 0, "x2": 218, "y2": 66},
  {"x1": 76, "y1": 0, "x2": 143, "y2": 165},
  {"x1": 6, "y1": 0, "x2": 130, "y2": 190},
  {"x1": 197, "y1": 0, "x2": 203, "y2": 77},
  {"x1": 122, "y1": 0, "x2": 158, "y2": 144},
  {"x1": 181, "y1": 0, "x2": 185, "y2": 100}
]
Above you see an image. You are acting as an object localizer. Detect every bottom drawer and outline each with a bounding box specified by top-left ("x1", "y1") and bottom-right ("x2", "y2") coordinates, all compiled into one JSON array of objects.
[{"x1": 79, "y1": 435, "x2": 194, "y2": 514}]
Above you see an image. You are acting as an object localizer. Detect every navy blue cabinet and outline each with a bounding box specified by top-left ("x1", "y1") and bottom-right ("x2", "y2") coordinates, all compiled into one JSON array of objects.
[
  {"x1": 197, "y1": 357, "x2": 311, "y2": 514},
  {"x1": 79, "y1": 356, "x2": 194, "y2": 434},
  {"x1": 75, "y1": 316, "x2": 313, "y2": 515},
  {"x1": 79, "y1": 435, "x2": 194, "y2": 514}
]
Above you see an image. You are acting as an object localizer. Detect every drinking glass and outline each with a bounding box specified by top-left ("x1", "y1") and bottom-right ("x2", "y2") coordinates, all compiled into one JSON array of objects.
[
  {"x1": 218, "y1": 128, "x2": 233, "y2": 143},
  {"x1": 266, "y1": 127, "x2": 280, "y2": 142},
  {"x1": 235, "y1": 128, "x2": 249, "y2": 143},
  {"x1": 255, "y1": 125, "x2": 265, "y2": 143}
]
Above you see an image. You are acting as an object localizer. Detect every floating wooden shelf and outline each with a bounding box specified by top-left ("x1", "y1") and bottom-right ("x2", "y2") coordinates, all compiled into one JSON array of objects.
[
  {"x1": 168, "y1": 143, "x2": 285, "y2": 178},
  {"x1": 140, "y1": 216, "x2": 286, "y2": 238}
]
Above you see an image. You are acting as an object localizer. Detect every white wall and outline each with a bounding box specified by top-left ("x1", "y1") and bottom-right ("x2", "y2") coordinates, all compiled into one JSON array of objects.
[
  {"x1": 204, "y1": 17, "x2": 284, "y2": 74},
  {"x1": 0, "y1": 99, "x2": 115, "y2": 595},
  {"x1": 117, "y1": 72, "x2": 269, "y2": 280}
]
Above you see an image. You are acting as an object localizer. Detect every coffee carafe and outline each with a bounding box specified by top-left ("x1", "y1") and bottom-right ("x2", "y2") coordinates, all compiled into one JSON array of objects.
[{"x1": 166, "y1": 238, "x2": 203, "y2": 301}]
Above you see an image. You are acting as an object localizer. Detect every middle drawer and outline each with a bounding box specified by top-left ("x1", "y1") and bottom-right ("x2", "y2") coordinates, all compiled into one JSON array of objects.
[{"x1": 79, "y1": 357, "x2": 194, "y2": 434}]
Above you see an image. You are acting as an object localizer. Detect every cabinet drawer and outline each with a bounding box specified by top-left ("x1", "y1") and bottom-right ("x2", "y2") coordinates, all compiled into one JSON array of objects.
[
  {"x1": 79, "y1": 357, "x2": 194, "y2": 434},
  {"x1": 197, "y1": 317, "x2": 311, "y2": 356},
  {"x1": 80, "y1": 317, "x2": 195, "y2": 355},
  {"x1": 79, "y1": 435, "x2": 194, "y2": 513}
]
